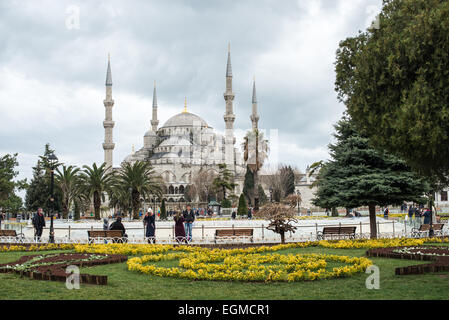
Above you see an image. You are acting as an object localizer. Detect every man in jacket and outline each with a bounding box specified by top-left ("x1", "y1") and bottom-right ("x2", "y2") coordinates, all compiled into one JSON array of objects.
[
  {"x1": 33, "y1": 208, "x2": 46, "y2": 241},
  {"x1": 109, "y1": 216, "x2": 127, "y2": 243},
  {"x1": 183, "y1": 204, "x2": 195, "y2": 242}
]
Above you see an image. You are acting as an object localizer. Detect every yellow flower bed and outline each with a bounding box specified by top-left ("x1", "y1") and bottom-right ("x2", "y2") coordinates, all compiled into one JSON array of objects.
[
  {"x1": 72, "y1": 237, "x2": 447, "y2": 256},
  {"x1": 126, "y1": 250, "x2": 372, "y2": 282},
  {"x1": 0, "y1": 244, "x2": 74, "y2": 252}
]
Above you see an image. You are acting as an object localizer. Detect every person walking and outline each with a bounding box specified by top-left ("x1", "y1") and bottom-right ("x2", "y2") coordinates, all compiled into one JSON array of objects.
[
  {"x1": 247, "y1": 207, "x2": 253, "y2": 220},
  {"x1": 32, "y1": 208, "x2": 46, "y2": 241},
  {"x1": 183, "y1": 204, "x2": 195, "y2": 242},
  {"x1": 231, "y1": 210, "x2": 236, "y2": 220},
  {"x1": 408, "y1": 205, "x2": 414, "y2": 225},
  {"x1": 143, "y1": 209, "x2": 156, "y2": 243},
  {"x1": 383, "y1": 207, "x2": 389, "y2": 220},
  {"x1": 174, "y1": 211, "x2": 187, "y2": 243}
]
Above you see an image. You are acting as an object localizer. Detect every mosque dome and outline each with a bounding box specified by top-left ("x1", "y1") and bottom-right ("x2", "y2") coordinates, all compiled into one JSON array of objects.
[
  {"x1": 162, "y1": 112, "x2": 209, "y2": 128},
  {"x1": 144, "y1": 130, "x2": 156, "y2": 137}
]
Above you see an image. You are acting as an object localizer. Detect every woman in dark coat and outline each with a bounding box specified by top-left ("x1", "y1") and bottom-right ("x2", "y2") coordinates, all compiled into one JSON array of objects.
[
  {"x1": 143, "y1": 209, "x2": 156, "y2": 243},
  {"x1": 423, "y1": 208, "x2": 432, "y2": 225},
  {"x1": 174, "y1": 211, "x2": 186, "y2": 243}
]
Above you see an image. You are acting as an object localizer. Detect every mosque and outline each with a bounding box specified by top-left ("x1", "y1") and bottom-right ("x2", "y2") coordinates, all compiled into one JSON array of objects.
[{"x1": 101, "y1": 47, "x2": 261, "y2": 204}]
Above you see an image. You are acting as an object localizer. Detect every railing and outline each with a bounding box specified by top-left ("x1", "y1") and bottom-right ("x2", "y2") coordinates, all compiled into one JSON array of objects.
[{"x1": 1, "y1": 219, "x2": 446, "y2": 245}]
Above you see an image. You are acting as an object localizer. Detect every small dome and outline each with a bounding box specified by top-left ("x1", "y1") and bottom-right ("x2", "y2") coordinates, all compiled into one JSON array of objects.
[
  {"x1": 144, "y1": 130, "x2": 156, "y2": 137},
  {"x1": 162, "y1": 112, "x2": 209, "y2": 128}
]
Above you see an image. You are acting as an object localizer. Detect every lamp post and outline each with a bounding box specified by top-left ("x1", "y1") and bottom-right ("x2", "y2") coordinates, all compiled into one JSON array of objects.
[
  {"x1": 429, "y1": 193, "x2": 435, "y2": 237},
  {"x1": 47, "y1": 153, "x2": 58, "y2": 244},
  {"x1": 296, "y1": 190, "x2": 301, "y2": 215},
  {"x1": 269, "y1": 187, "x2": 273, "y2": 203},
  {"x1": 128, "y1": 187, "x2": 133, "y2": 220}
]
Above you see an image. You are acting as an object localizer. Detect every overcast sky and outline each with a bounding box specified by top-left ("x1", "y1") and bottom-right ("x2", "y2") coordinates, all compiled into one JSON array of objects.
[{"x1": 0, "y1": 0, "x2": 383, "y2": 197}]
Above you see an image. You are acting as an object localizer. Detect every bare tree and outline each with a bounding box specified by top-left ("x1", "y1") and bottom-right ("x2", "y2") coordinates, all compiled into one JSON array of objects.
[
  {"x1": 255, "y1": 194, "x2": 301, "y2": 243},
  {"x1": 190, "y1": 166, "x2": 218, "y2": 204}
]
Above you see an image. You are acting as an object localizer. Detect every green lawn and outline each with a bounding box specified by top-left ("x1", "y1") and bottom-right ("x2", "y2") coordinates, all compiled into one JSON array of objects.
[{"x1": 0, "y1": 245, "x2": 448, "y2": 300}]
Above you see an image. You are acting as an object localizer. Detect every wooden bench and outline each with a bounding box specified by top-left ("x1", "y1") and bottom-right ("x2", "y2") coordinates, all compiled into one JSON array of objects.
[
  {"x1": 214, "y1": 229, "x2": 253, "y2": 243},
  {"x1": 317, "y1": 226, "x2": 357, "y2": 240},
  {"x1": 0, "y1": 229, "x2": 24, "y2": 240},
  {"x1": 412, "y1": 224, "x2": 445, "y2": 237},
  {"x1": 87, "y1": 230, "x2": 124, "y2": 243}
]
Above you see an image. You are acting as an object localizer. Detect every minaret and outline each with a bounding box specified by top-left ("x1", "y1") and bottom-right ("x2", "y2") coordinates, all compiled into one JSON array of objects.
[
  {"x1": 223, "y1": 43, "x2": 236, "y2": 171},
  {"x1": 151, "y1": 81, "x2": 159, "y2": 132},
  {"x1": 103, "y1": 54, "x2": 115, "y2": 170},
  {"x1": 250, "y1": 77, "x2": 260, "y2": 130}
]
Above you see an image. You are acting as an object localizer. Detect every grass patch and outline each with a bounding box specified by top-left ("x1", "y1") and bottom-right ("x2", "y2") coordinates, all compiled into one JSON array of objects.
[{"x1": 0, "y1": 246, "x2": 448, "y2": 300}]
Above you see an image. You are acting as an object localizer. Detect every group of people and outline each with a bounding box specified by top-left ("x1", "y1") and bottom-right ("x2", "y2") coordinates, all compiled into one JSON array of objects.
[
  {"x1": 407, "y1": 205, "x2": 433, "y2": 225},
  {"x1": 137, "y1": 204, "x2": 196, "y2": 244},
  {"x1": 230, "y1": 207, "x2": 254, "y2": 220}
]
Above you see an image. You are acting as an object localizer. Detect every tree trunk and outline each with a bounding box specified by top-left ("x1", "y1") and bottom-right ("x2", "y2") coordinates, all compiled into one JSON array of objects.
[
  {"x1": 428, "y1": 191, "x2": 434, "y2": 237},
  {"x1": 331, "y1": 207, "x2": 339, "y2": 217},
  {"x1": 132, "y1": 191, "x2": 140, "y2": 220},
  {"x1": 62, "y1": 200, "x2": 69, "y2": 219},
  {"x1": 369, "y1": 203, "x2": 377, "y2": 239},
  {"x1": 93, "y1": 191, "x2": 101, "y2": 220},
  {"x1": 280, "y1": 230, "x2": 285, "y2": 244},
  {"x1": 74, "y1": 200, "x2": 80, "y2": 221}
]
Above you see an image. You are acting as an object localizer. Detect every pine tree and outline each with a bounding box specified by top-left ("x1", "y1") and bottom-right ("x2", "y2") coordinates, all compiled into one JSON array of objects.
[
  {"x1": 280, "y1": 165, "x2": 296, "y2": 197},
  {"x1": 25, "y1": 144, "x2": 62, "y2": 213},
  {"x1": 213, "y1": 164, "x2": 237, "y2": 200},
  {"x1": 237, "y1": 193, "x2": 248, "y2": 216},
  {"x1": 0, "y1": 153, "x2": 25, "y2": 213},
  {"x1": 258, "y1": 185, "x2": 268, "y2": 205},
  {"x1": 242, "y1": 166, "x2": 254, "y2": 206},
  {"x1": 313, "y1": 115, "x2": 429, "y2": 238}
]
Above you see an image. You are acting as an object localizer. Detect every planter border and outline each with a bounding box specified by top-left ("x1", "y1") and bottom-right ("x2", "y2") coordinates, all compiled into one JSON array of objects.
[
  {"x1": 366, "y1": 246, "x2": 449, "y2": 275},
  {"x1": 0, "y1": 253, "x2": 127, "y2": 285}
]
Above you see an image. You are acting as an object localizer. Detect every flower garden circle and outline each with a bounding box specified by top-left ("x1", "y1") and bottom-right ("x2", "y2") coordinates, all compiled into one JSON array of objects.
[{"x1": 127, "y1": 252, "x2": 371, "y2": 282}]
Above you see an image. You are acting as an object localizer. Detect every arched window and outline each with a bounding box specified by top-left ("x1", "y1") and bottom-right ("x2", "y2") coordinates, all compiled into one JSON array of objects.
[
  {"x1": 179, "y1": 185, "x2": 185, "y2": 194},
  {"x1": 168, "y1": 185, "x2": 174, "y2": 194}
]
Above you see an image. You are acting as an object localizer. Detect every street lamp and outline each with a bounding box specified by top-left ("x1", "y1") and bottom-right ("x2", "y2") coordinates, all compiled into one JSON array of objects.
[
  {"x1": 296, "y1": 190, "x2": 301, "y2": 214},
  {"x1": 128, "y1": 187, "x2": 133, "y2": 220},
  {"x1": 47, "y1": 152, "x2": 58, "y2": 244},
  {"x1": 269, "y1": 187, "x2": 273, "y2": 203}
]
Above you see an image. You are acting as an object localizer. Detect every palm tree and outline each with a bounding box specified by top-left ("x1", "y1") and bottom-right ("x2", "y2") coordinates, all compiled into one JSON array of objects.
[
  {"x1": 108, "y1": 184, "x2": 132, "y2": 216},
  {"x1": 79, "y1": 163, "x2": 114, "y2": 220},
  {"x1": 115, "y1": 161, "x2": 163, "y2": 219},
  {"x1": 55, "y1": 165, "x2": 80, "y2": 219},
  {"x1": 242, "y1": 129, "x2": 269, "y2": 211}
]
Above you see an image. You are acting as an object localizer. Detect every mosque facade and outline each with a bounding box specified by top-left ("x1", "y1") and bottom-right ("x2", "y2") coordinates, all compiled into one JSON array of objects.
[{"x1": 101, "y1": 47, "x2": 261, "y2": 204}]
